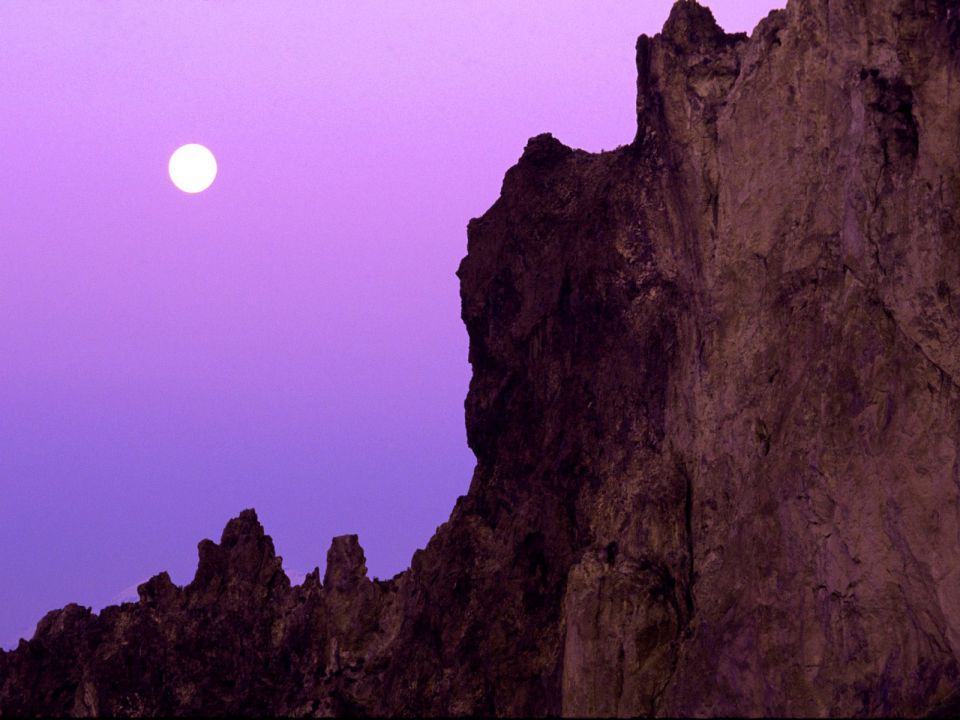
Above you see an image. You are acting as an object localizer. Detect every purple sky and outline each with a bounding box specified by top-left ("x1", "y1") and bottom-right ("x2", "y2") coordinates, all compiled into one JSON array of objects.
[{"x1": 0, "y1": 1, "x2": 781, "y2": 649}]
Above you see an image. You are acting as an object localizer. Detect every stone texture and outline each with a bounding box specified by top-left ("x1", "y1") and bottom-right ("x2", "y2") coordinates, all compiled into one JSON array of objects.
[{"x1": 3, "y1": 0, "x2": 960, "y2": 716}]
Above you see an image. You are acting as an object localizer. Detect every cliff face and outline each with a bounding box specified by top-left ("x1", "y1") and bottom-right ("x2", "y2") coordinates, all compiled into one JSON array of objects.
[{"x1": 4, "y1": 0, "x2": 960, "y2": 716}]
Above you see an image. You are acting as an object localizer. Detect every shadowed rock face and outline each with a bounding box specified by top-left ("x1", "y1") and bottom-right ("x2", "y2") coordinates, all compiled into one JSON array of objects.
[{"x1": 3, "y1": 0, "x2": 960, "y2": 716}]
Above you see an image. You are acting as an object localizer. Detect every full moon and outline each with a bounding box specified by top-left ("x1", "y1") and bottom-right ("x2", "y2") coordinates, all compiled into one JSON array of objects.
[{"x1": 168, "y1": 144, "x2": 217, "y2": 193}]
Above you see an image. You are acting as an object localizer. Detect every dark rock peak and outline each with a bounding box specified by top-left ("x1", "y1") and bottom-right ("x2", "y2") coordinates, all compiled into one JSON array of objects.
[
  {"x1": 323, "y1": 534, "x2": 369, "y2": 592},
  {"x1": 661, "y1": 0, "x2": 745, "y2": 53},
  {"x1": 220, "y1": 507, "x2": 265, "y2": 546},
  {"x1": 189, "y1": 508, "x2": 288, "y2": 596},
  {"x1": 32, "y1": 603, "x2": 94, "y2": 643},
  {"x1": 136, "y1": 571, "x2": 177, "y2": 605},
  {"x1": 635, "y1": 1, "x2": 749, "y2": 147},
  {"x1": 301, "y1": 565, "x2": 322, "y2": 589},
  {"x1": 518, "y1": 132, "x2": 574, "y2": 166}
]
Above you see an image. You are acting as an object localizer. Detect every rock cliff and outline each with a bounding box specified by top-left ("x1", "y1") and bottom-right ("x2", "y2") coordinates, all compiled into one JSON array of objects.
[{"x1": 4, "y1": 0, "x2": 960, "y2": 716}]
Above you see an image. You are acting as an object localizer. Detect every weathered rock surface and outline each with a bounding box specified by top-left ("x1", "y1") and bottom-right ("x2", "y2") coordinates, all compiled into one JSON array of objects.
[{"x1": 3, "y1": 0, "x2": 960, "y2": 715}]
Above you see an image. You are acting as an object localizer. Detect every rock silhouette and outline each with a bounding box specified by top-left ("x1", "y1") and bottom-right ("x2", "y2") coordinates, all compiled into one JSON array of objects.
[{"x1": 4, "y1": 0, "x2": 960, "y2": 715}]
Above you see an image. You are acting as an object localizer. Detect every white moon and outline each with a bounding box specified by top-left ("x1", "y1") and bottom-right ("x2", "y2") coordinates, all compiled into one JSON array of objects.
[{"x1": 168, "y1": 144, "x2": 217, "y2": 193}]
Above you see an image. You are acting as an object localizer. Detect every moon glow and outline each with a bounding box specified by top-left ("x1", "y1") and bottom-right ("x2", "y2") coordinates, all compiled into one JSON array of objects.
[{"x1": 168, "y1": 144, "x2": 217, "y2": 193}]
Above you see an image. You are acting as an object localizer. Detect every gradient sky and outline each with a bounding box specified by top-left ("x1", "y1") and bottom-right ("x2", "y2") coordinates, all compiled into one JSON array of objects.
[{"x1": 0, "y1": 0, "x2": 782, "y2": 649}]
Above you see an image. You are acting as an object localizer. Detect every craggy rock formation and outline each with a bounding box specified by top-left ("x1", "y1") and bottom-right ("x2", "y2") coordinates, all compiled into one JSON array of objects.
[{"x1": 3, "y1": 0, "x2": 960, "y2": 716}]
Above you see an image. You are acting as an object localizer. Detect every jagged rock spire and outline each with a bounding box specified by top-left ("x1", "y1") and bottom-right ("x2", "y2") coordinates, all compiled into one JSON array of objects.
[
  {"x1": 189, "y1": 508, "x2": 289, "y2": 603},
  {"x1": 323, "y1": 534, "x2": 368, "y2": 592}
]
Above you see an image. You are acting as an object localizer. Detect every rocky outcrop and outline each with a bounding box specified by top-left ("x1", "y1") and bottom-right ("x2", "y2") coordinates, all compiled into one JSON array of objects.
[
  {"x1": 3, "y1": 0, "x2": 960, "y2": 716},
  {"x1": 0, "y1": 511, "x2": 399, "y2": 716}
]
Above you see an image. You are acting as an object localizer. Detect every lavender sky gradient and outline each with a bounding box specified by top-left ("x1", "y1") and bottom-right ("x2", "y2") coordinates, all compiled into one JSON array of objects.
[{"x1": 0, "y1": 1, "x2": 781, "y2": 649}]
